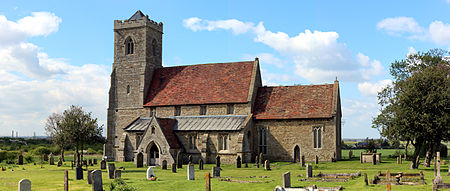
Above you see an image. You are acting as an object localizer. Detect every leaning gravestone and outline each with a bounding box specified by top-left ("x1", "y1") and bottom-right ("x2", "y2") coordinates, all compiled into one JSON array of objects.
[
  {"x1": 306, "y1": 164, "x2": 313, "y2": 178},
  {"x1": 265, "y1": 160, "x2": 271, "y2": 171},
  {"x1": 236, "y1": 156, "x2": 241, "y2": 168},
  {"x1": 172, "y1": 163, "x2": 177, "y2": 173},
  {"x1": 187, "y1": 163, "x2": 195, "y2": 180},
  {"x1": 115, "y1": 170, "x2": 122, "y2": 179},
  {"x1": 162, "y1": 160, "x2": 167, "y2": 170},
  {"x1": 49, "y1": 153, "x2": 54, "y2": 165},
  {"x1": 147, "y1": 167, "x2": 155, "y2": 179},
  {"x1": 18, "y1": 154, "x2": 23, "y2": 165},
  {"x1": 87, "y1": 170, "x2": 93, "y2": 184},
  {"x1": 107, "y1": 163, "x2": 116, "y2": 179},
  {"x1": 283, "y1": 171, "x2": 291, "y2": 188},
  {"x1": 212, "y1": 166, "x2": 220, "y2": 177},
  {"x1": 216, "y1": 156, "x2": 221, "y2": 168},
  {"x1": 18, "y1": 179, "x2": 31, "y2": 191},
  {"x1": 177, "y1": 151, "x2": 183, "y2": 169},
  {"x1": 91, "y1": 170, "x2": 103, "y2": 191},
  {"x1": 199, "y1": 159, "x2": 204, "y2": 170},
  {"x1": 100, "y1": 160, "x2": 106, "y2": 169},
  {"x1": 75, "y1": 165, "x2": 83, "y2": 180}
]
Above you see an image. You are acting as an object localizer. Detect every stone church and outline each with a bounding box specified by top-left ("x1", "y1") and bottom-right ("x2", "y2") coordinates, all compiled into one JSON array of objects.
[{"x1": 105, "y1": 11, "x2": 342, "y2": 166}]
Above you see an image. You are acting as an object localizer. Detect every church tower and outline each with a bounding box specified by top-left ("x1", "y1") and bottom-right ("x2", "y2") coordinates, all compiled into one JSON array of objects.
[{"x1": 105, "y1": 11, "x2": 163, "y2": 161}]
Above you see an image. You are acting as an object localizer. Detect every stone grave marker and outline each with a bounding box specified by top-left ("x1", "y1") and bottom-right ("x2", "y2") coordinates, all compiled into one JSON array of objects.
[
  {"x1": 93, "y1": 158, "x2": 97, "y2": 165},
  {"x1": 206, "y1": 172, "x2": 211, "y2": 191},
  {"x1": 399, "y1": 155, "x2": 402, "y2": 164},
  {"x1": 372, "y1": 154, "x2": 376, "y2": 165},
  {"x1": 360, "y1": 152, "x2": 363, "y2": 163},
  {"x1": 147, "y1": 167, "x2": 155, "y2": 179},
  {"x1": 199, "y1": 158, "x2": 204, "y2": 170},
  {"x1": 212, "y1": 166, "x2": 220, "y2": 177},
  {"x1": 315, "y1": 155, "x2": 319, "y2": 164},
  {"x1": 300, "y1": 155, "x2": 305, "y2": 167},
  {"x1": 136, "y1": 152, "x2": 143, "y2": 168},
  {"x1": 306, "y1": 164, "x2": 313, "y2": 178},
  {"x1": 255, "y1": 155, "x2": 259, "y2": 167},
  {"x1": 187, "y1": 163, "x2": 195, "y2": 180},
  {"x1": 87, "y1": 170, "x2": 93, "y2": 184},
  {"x1": 91, "y1": 170, "x2": 103, "y2": 191},
  {"x1": 64, "y1": 170, "x2": 69, "y2": 191},
  {"x1": 172, "y1": 163, "x2": 177, "y2": 173},
  {"x1": 265, "y1": 160, "x2": 270, "y2": 171},
  {"x1": 49, "y1": 153, "x2": 54, "y2": 165},
  {"x1": 434, "y1": 152, "x2": 443, "y2": 184},
  {"x1": 18, "y1": 154, "x2": 23, "y2": 165},
  {"x1": 386, "y1": 170, "x2": 391, "y2": 183},
  {"x1": 349, "y1": 149, "x2": 353, "y2": 159},
  {"x1": 188, "y1": 155, "x2": 193, "y2": 164},
  {"x1": 259, "y1": 153, "x2": 264, "y2": 167},
  {"x1": 107, "y1": 163, "x2": 116, "y2": 179},
  {"x1": 71, "y1": 161, "x2": 74, "y2": 170},
  {"x1": 236, "y1": 156, "x2": 241, "y2": 168},
  {"x1": 57, "y1": 157, "x2": 63, "y2": 167},
  {"x1": 75, "y1": 165, "x2": 83, "y2": 180},
  {"x1": 88, "y1": 159, "x2": 92, "y2": 166},
  {"x1": 18, "y1": 178, "x2": 31, "y2": 191},
  {"x1": 115, "y1": 170, "x2": 121, "y2": 179},
  {"x1": 364, "y1": 173, "x2": 368, "y2": 185},
  {"x1": 100, "y1": 160, "x2": 106, "y2": 169},
  {"x1": 162, "y1": 160, "x2": 167, "y2": 170},
  {"x1": 177, "y1": 151, "x2": 183, "y2": 169},
  {"x1": 216, "y1": 155, "x2": 221, "y2": 168},
  {"x1": 283, "y1": 171, "x2": 291, "y2": 188},
  {"x1": 244, "y1": 163, "x2": 248, "y2": 168}
]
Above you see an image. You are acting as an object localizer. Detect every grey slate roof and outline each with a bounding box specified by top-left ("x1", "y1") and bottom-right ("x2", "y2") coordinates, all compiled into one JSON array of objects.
[{"x1": 123, "y1": 118, "x2": 151, "y2": 131}]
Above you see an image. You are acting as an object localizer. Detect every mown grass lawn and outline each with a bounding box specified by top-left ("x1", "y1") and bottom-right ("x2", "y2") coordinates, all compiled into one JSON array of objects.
[{"x1": 0, "y1": 150, "x2": 449, "y2": 191}]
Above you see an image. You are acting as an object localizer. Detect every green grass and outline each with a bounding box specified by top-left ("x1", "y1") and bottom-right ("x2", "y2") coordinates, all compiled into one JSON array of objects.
[{"x1": 0, "y1": 151, "x2": 449, "y2": 191}]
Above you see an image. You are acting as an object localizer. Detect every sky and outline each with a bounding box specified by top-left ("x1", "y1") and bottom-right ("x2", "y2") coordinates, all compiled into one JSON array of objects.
[{"x1": 0, "y1": 1, "x2": 449, "y2": 138}]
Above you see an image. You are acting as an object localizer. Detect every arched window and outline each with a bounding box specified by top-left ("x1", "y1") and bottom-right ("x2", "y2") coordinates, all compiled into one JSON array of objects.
[
  {"x1": 126, "y1": 38, "x2": 134, "y2": 55},
  {"x1": 151, "y1": 126, "x2": 155, "y2": 134},
  {"x1": 152, "y1": 39, "x2": 157, "y2": 56}
]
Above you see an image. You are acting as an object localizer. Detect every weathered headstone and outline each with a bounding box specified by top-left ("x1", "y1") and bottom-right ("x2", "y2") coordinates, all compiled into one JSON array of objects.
[
  {"x1": 172, "y1": 163, "x2": 177, "y2": 173},
  {"x1": 259, "y1": 153, "x2": 264, "y2": 167},
  {"x1": 264, "y1": 160, "x2": 271, "y2": 171},
  {"x1": 206, "y1": 172, "x2": 211, "y2": 191},
  {"x1": 91, "y1": 170, "x2": 103, "y2": 191},
  {"x1": 187, "y1": 163, "x2": 195, "y2": 180},
  {"x1": 399, "y1": 155, "x2": 402, "y2": 164},
  {"x1": 349, "y1": 150, "x2": 353, "y2": 159},
  {"x1": 18, "y1": 154, "x2": 23, "y2": 165},
  {"x1": 100, "y1": 160, "x2": 106, "y2": 170},
  {"x1": 136, "y1": 152, "x2": 143, "y2": 168},
  {"x1": 115, "y1": 170, "x2": 122, "y2": 179},
  {"x1": 93, "y1": 158, "x2": 97, "y2": 165},
  {"x1": 315, "y1": 155, "x2": 319, "y2": 164},
  {"x1": 88, "y1": 159, "x2": 92, "y2": 166},
  {"x1": 236, "y1": 156, "x2": 241, "y2": 168},
  {"x1": 255, "y1": 155, "x2": 259, "y2": 166},
  {"x1": 18, "y1": 178, "x2": 31, "y2": 191},
  {"x1": 364, "y1": 173, "x2": 368, "y2": 185},
  {"x1": 57, "y1": 157, "x2": 63, "y2": 167},
  {"x1": 372, "y1": 154, "x2": 376, "y2": 165},
  {"x1": 188, "y1": 155, "x2": 193, "y2": 164},
  {"x1": 386, "y1": 170, "x2": 391, "y2": 183},
  {"x1": 306, "y1": 164, "x2": 313, "y2": 178},
  {"x1": 360, "y1": 152, "x2": 363, "y2": 163},
  {"x1": 71, "y1": 161, "x2": 74, "y2": 170},
  {"x1": 434, "y1": 152, "x2": 443, "y2": 184},
  {"x1": 283, "y1": 171, "x2": 291, "y2": 188},
  {"x1": 87, "y1": 170, "x2": 93, "y2": 184},
  {"x1": 300, "y1": 155, "x2": 305, "y2": 167},
  {"x1": 212, "y1": 166, "x2": 220, "y2": 177},
  {"x1": 75, "y1": 166, "x2": 83, "y2": 180},
  {"x1": 107, "y1": 163, "x2": 116, "y2": 179},
  {"x1": 216, "y1": 155, "x2": 221, "y2": 167},
  {"x1": 49, "y1": 153, "x2": 54, "y2": 165},
  {"x1": 162, "y1": 160, "x2": 167, "y2": 170},
  {"x1": 244, "y1": 163, "x2": 248, "y2": 168},
  {"x1": 177, "y1": 151, "x2": 183, "y2": 169},
  {"x1": 147, "y1": 167, "x2": 154, "y2": 179},
  {"x1": 64, "y1": 170, "x2": 69, "y2": 191},
  {"x1": 199, "y1": 158, "x2": 204, "y2": 170}
]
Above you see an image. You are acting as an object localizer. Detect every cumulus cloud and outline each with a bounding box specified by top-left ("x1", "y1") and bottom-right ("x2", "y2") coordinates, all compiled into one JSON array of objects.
[
  {"x1": 377, "y1": 17, "x2": 424, "y2": 34},
  {"x1": 183, "y1": 17, "x2": 384, "y2": 83},
  {"x1": 0, "y1": 12, "x2": 108, "y2": 136},
  {"x1": 357, "y1": 79, "x2": 392, "y2": 97},
  {"x1": 429, "y1": 21, "x2": 450, "y2": 45},
  {"x1": 341, "y1": 98, "x2": 381, "y2": 138}
]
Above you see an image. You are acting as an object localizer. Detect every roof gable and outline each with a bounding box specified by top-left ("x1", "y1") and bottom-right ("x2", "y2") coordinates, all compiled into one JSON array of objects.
[
  {"x1": 144, "y1": 61, "x2": 254, "y2": 106},
  {"x1": 253, "y1": 84, "x2": 335, "y2": 119}
]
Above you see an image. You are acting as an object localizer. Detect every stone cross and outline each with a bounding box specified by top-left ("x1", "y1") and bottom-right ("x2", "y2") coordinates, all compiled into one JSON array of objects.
[
  {"x1": 177, "y1": 151, "x2": 183, "y2": 169},
  {"x1": 115, "y1": 170, "x2": 122, "y2": 179},
  {"x1": 199, "y1": 159, "x2": 204, "y2": 170},
  {"x1": 100, "y1": 160, "x2": 106, "y2": 170},
  {"x1": 162, "y1": 160, "x2": 167, "y2": 170},
  {"x1": 64, "y1": 170, "x2": 69, "y2": 191},
  {"x1": 212, "y1": 166, "x2": 220, "y2": 177},
  {"x1": 107, "y1": 163, "x2": 116, "y2": 179},
  {"x1": 18, "y1": 154, "x2": 23, "y2": 165},
  {"x1": 187, "y1": 163, "x2": 195, "y2": 180},
  {"x1": 147, "y1": 167, "x2": 155, "y2": 179},
  {"x1": 349, "y1": 150, "x2": 353, "y2": 159},
  {"x1": 171, "y1": 163, "x2": 177, "y2": 173},
  {"x1": 236, "y1": 156, "x2": 241, "y2": 168},
  {"x1": 206, "y1": 172, "x2": 211, "y2": 191},
  {"x1": 75, "y1": 165, "x2": 83, "y2": 180},
  {"x1": 87, "y1": 170, "x2": 93, "y2": 184},
  {"x1": 264, "y1": 160, "x2": 271, "y2": 171},
  {"x1": 434, "y1": 152, "x2": 443, "y2": 184},
  {"x1": 306, "y1": 164, "x2": 313, "y2": 178},
  {"x1": 283, "y1": 171, "x2": 291, "y2": 188},
  {"x1": 91, "y1": 170, "x2": 103, "y2": 191},
  {"x1": 315, "y1": 155, "x2": 319, "y2": 164},
  {"x1": 216, "y1": 156, "x2": 221, "y2": 167},
  {"x1": 18, "y1": 178, "x2": 31, "y2": 191}
]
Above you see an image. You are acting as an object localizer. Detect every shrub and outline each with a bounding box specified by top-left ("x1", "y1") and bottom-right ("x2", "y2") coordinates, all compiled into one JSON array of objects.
[
  {"x1": 87, "y1": 148, "x2": 97, "y2": 155},
  {"x1": 24, "y1": 154, "x2": 34, "y2": 163},
  {"x1": 109, "y1": 178, "x2": 137, "y2": 191},
  {"x1": 32, "y1": 146, "x2": 51, "y2": 156},
  {"x1": 0, "y1": 150, "x2": 20, "y2": 163}
]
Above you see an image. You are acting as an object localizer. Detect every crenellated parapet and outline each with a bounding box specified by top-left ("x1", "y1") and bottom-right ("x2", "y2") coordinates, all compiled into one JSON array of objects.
[{"x1": 114, "y1": 16, "x2": 163, "y2": 33}]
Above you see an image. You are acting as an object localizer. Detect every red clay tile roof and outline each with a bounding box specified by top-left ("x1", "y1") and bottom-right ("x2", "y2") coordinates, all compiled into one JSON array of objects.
[
  {"x1": 144, "y1": 61, "x2": 254, "y2": 106},
  {"x1": 156, "y1": 118, "x2": 180, "y2": 149},
  {"x1": 253, "y1": 84, "x2": 335, "y2": 119}
]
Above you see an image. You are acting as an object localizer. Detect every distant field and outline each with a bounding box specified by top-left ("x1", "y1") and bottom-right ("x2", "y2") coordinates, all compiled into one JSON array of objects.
[{"x1": 0, "y1": 151, "x2": 449, "y2": 191}]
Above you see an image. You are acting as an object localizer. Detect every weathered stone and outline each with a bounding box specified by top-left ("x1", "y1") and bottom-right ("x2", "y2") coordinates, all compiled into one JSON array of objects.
[
  {"x1": 212, "y1": 166, "x2": 220, "y2": 177},
  {"x1": 265, "y1": 160, "x2": 270, "y2": 171},
  {"x1": 300, "y1": 155, "x2": 305, "y2": 167},
  {"x1": 259, "y1": 153, "x2": 264, "y2": 167},
  {"x1": 87, "y1": 170, "x2": 93, "y2": 184},
  {"x1": 315, "y1": 155, "x2": 319, "y2": 164},
  {"x1": 18, "y1": 154, "x2": 23, "y2": 165},
  {"x1": 49, "y1": 153, "x2": 54, "y2": 165},
  {"x1": 177, "y1": 151, "x2": 182, "y2": 169},
  {"x1": 75, "y1": 166, "x2": 83, "y2": 180},
  {"x1": 187, "y1": 163, "x2": 195, "y2": 180},
  {"x1": 206, "y1": 172, "x2": 211, "y2": 191},
  {"x1": 244, "y1": 163, "x2": 248, "y2": 168},
  {"x1": 57, "y1": 157, "x2": 63, "y2": 167},
  {"x1": 91, "y1": 170, "x2": 103, "y2": 191},
  {"x1": 115, "y1": 170, "x2": 122, "y2": 179},
  {"x1": 306, "y1": 164, "x2": 313, "y2": 178},
  {"x1": 255, "y1": 155, "x2": 259, "y2": 166},
  {"x1": 199, "y1": 159, "x2": 204, "y2": 170},
  {"x1": 364, "y1": 173, "x2": 368, "y2": 185},
  {"x1": 434, "y1": 152, "x2": 443, "y2": 184},
  {"x1": 188, "y1": 155, "x2": 193, "y2": 164},
  {"x1": 136, "y1": 152, "x2": 143, "y2": 168},
  {"x1": 18, "y1": 179, "x2": 31, "y2": 191},
  {"x1": 386, "y1": 170, "x2": 391, "y2": 183},
  {"x1": 283, "y1": 171, "x2": 291, "y2": 188},
  {"x1": 107, "y1": 163, "x2": 116, "y2": 179},
  {"x1": 162, "y1": 160, "x2": 167, "y2": 170},
  {"x1": 64, "y1": 170, "x2": 69, "y2": 191},
  {"x1": 100, "y1": 160, "x2": 106, "y2": 169},
  {"x1": 236, "y1": 156, "x2": 241, "y2": 168},
  {"x1": 360, "y1": 152, "x2": 363, "y2": 163},
  {"x1": 147, "y1": 167, "x2": 154, "y2": 179},
  {"x1": 172, "y1": 163, "x2": 177, "y2": 173},
  {"x1": 216, "y1": 155, "x2": 221, "y2": 167}
]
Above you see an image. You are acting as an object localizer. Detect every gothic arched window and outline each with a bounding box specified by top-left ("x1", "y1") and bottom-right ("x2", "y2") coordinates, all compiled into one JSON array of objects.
[
  {"x1": 126, "y1": 37, "x2": 134, "y2": 55},
  {"x1": 152, "y1": 39, "x2": 157, "y2": 56}
]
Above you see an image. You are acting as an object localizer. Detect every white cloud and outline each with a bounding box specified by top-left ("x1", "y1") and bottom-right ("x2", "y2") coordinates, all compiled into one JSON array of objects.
[
  {"x1": 429, "y1": 21, "x2": 450, "y2": 45},
  {"x1": 377, "y1": 17, "x2": 424, "y2": 34},
  {"x1": 357, "y1": 79, "x2": 392, "y2": 97},
  {"x1": 342, "y1": 98, "x2": 381, "y2": 138},
  {"x1": 183, "y1": 17, "x2": 384, "y2": 83}
]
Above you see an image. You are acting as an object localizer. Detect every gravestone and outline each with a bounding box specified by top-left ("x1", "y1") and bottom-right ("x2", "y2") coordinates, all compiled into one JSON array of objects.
[
  {"x1": 49, "y1": 153, "x2": 54, "y2": 165},
  {"x1": 162, "y1": 160, "x2": 167, "y2": 170},
  {"x1": 91, "y1": 170, "x2": 103, "y2": 191},
  {"x1": 206, "y1": 172, "x2": 211, "y2": 191},
  {"x1": 188, "y1": 155, "x2": 193, "y2": 164},
  {"x1": 172, "y1": 163, "x2": 177, "y2": 173},
  {"x1": 147, "y1": 167, "x2": 155, "y2": 179},
  {"x1": 75, "y1": 166, "x2": 83, "y2": 180},
  {"x1": 187, "y1": 163, "x2": 195, "y2": 180},
  {"x1": 264, "y1": 160, "x2": 271, "y2": 171},
  {"x1": 57, "y1": 157, "x2": 63, "y2": 167},
  {"x1": 136, "y1": 152, "x2": 143, "y2": 168},
  {"x1": 236, "y1": 156, "x2": 241, "y2": 168},
  {"x1": 360, "y1": 152, "x2": 363, "y2": 163},
  {"x1": 18, "y1": 178, "x2": 31, "y2": 191},
  {"x1": 88, "y1": 159, "x2": 92, "y2": 166},
  {"x1": 349, "y1": 150, "x2": 353, "y2": 159},
  {"x1": 93, "y1": 159, "x2": 97, "y2": 164},
  {"x1": 386, "y1": 170, "x2": 391, "y2": 183},
  {"x1": 255, "y1": 155, "x2": 259, "y2": 166},
  {"x1": 364, "y1": 173, "x2": 368, "y2": 185},
  {"x1": 244, "y1": 163, "x2": 248, "y2": 168},
  {"x1": 259, "y1": 153, "x2": 264, "y2": 167},
  {"x1": 107, "y1": 163, "x2": 116, "y2": 179},
  {"x1": 216, "y1": 156, "x2": 221, "y2": 167},
  {"x1": 115, "y1": 170, "x2": 122, "y2": 179},
  {"x1": 434, "y1": 152, "x2": 443, "y2": 184},
  {"x1": 372, "y1": 154, "x2": 376, "y2": 165},
  {"x1": 64, "y1": 170, "x2": 69, "y2": 191},
  {"x1": 300, "y1": 155, "x2": 305, "y2": 167},
  {"x1": 71, "y1": 161, "x2": 74, "y2": 170},
  {"x1": 306, "y1": 164, "x2": 313, "y2": 178},
  {"x1": 100, "y1": 160, "x2": 106, "y2": 169},
  {"x1": 18, "y1": 154, "x2": 23, "y2": 165},
  {"x1": 212, "y1": 166, "x2": 220, "y2": 177},
  {"x1": 87, "y1": 170, "x2": 93, "y2": 184},
  {"x1": 177, "y1": 151, "x2": 183, "y2": 169},
  {"x1": 283, "y1": 171, "x2": 291, "y2": 188},
  {"x1": 315, "y1": 155, "x2": 319, "y2": 164},
  {"x1": 199, "y1": 159, "x2": 204, "y2": 170}
]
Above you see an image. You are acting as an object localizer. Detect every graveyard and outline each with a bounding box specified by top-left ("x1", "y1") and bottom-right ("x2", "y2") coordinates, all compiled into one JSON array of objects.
[{"x1": 1, "y1": 149, "x2": 449, "y2": 191}]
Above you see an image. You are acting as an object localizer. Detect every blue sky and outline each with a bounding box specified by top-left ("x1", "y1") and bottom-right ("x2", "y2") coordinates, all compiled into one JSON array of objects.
[{"x1": 0, "y1": 1, "x2": 449, "y2": 138}]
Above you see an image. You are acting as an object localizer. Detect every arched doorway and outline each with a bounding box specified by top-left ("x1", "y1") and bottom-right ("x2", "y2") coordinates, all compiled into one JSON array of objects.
[
  {"x1": 147, "y1": 143, "x2": 160, "y2": 166},
  {"x1": 294, "y1": 145, "x2": 300, "y2": 163},
  {"x1": 136, "y1": 152, "x2": 143, "y2": 168}
]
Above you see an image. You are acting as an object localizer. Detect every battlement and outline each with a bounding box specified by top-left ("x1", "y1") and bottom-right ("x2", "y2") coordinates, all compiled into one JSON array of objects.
[{"x1": 114, "y1": 11, "x2": 163, "y2": 33}]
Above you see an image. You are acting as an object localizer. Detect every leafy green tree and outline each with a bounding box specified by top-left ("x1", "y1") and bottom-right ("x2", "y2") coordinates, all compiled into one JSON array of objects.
[
  {"x1": 373, "y1": 49, "x2": 450, "y2": 169},
  {"x1": 44, "y1": 112, "x2": 67, "y2": 161}
]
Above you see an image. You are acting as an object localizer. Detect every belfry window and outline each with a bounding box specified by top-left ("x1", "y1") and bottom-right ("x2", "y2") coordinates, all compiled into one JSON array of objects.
[
  {"x1": 313, "y1": 126, "x2": 323, "y2": 148},
  {"x1": 258, "y1": 126, "x2": 268, "y2": 154},
  {"x1": 126, "y1": 38, "x2": 134, "y2": 55}
]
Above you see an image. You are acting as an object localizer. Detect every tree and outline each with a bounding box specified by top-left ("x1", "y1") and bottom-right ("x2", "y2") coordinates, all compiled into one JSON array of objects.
[
  {"x1": 57, "y1": 105, "x2": 104, "y2": 167},
  {"x1": 45, "y1": 112, "x2": 67, "y2": 161},
  {"x1": 373, "y1": 49, "x2": 450, "y2": 169}
]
